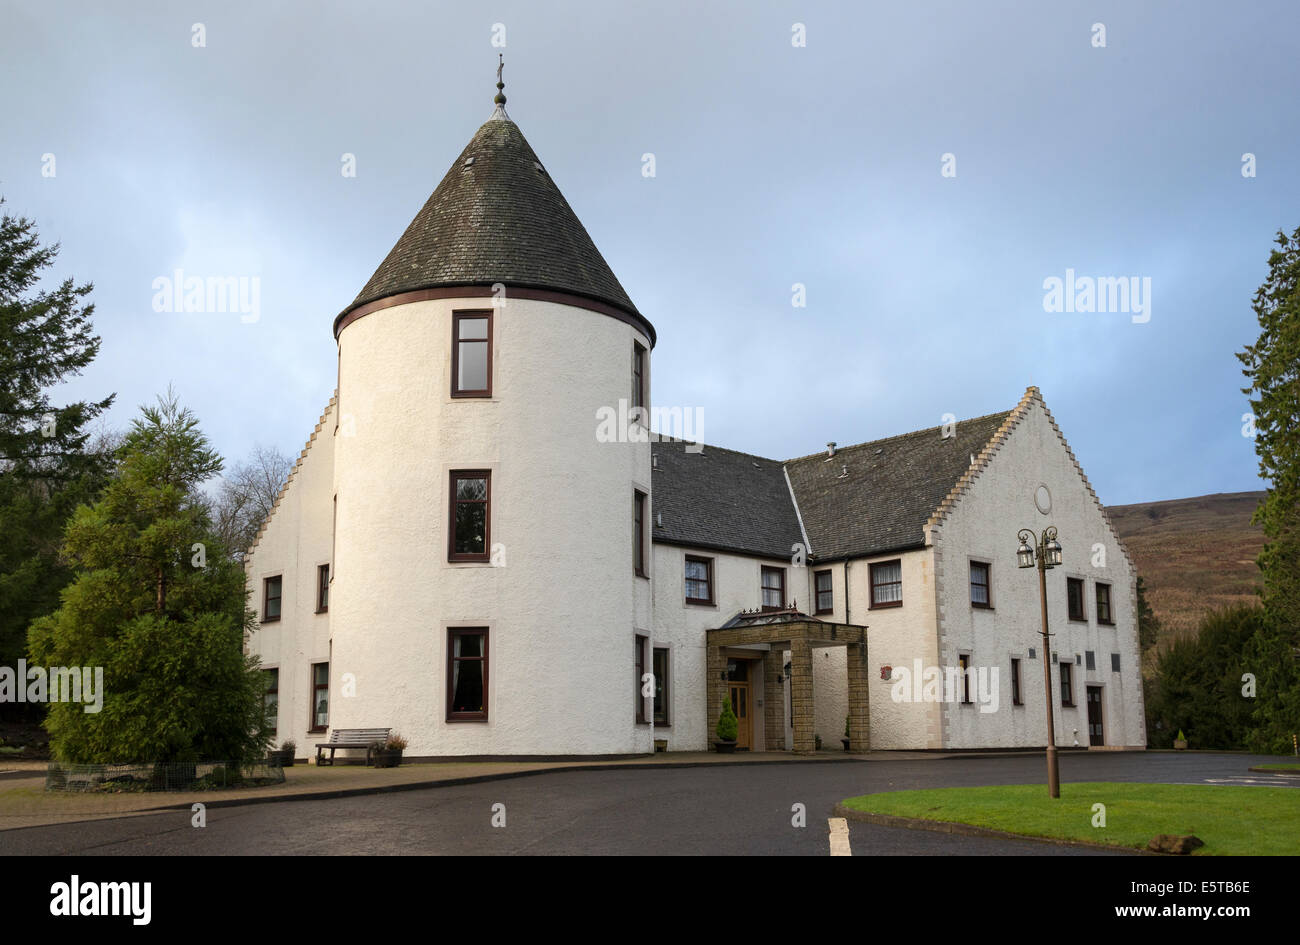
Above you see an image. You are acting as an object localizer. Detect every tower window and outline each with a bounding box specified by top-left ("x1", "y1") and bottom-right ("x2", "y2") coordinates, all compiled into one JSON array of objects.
[
  {"x1": 449, "y1": 471, "x2": 491, "y2": 562},
  {"x1": 632, "y1": 342, "x2": 646, "y2": 420},
  {"x1": 452, "y1": 311, "x2": 492, "y2": 397}
]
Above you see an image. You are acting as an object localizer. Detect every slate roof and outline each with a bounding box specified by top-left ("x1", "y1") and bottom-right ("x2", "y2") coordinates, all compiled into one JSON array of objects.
[
  {"x1": 650, "y1": 410, "x2": 1013, "y2": 562},
  {"x1": 341, "y1": 110, "x2": 650, "y2": 341},
  {"x1": 783, "y1": 411, "x2": 1012, "y2": 561},
  {"x1": 651, "y1": 439, "x2": 803, "y2": 560}
]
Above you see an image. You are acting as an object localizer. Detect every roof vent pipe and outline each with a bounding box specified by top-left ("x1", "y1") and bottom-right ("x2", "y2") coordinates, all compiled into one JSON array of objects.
[{"x1": 826, "y1": 442, "x2": 836, "y2": 459}]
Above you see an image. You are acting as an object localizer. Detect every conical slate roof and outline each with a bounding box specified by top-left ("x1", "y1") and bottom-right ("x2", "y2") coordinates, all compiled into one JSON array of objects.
[{"x1": 338, "y1": 108, "x2": 652, "y2": 342}]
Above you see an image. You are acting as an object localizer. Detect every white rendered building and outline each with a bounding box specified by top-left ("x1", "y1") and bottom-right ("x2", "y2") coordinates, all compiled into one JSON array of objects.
[{"x1": 245, "y1": 81, "x2": 1146, "y2": 760}]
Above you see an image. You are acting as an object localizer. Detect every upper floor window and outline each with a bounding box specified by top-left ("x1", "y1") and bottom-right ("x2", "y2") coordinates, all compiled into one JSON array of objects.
[
  {"x1": 761, "y1": 566, "x2": 785, "y2": 610},
  {"x1": 869, "y1": 560, "x2": 902, "y2": 608},
  {"x1": 633, "y1": 491, "x2": 648, "y2": 577},
  {"x1": 1059, "y1": 662, "x2": 1074, "y2": 706},
  {"x1": 685, "y1": 555, "x2": 713, "y2": 604},
  {"x1": 452, "y1": 311, "x2": 492, "y2": 397},
  {"x1": 1095, "y1": 582, "x2": 1113, "y2": 624},
  {"x1": 814, "y1": 569, "x2": 833, "y2": 614},
  {"x1": 262, "y1": 575, "x2": 282, "y2": 622},
  {"x1": 1067, "y1": 577, "x2": 1086, "y2": 621},
  {"x1": 631, "y1": 342, "x2": 646, "y2": 416},
  {"x1": 970, "y1": 561, "x2": 991, "y2": 608},
  {"x1": 316, "y1": 564, "x2": 330, "y2": 613},
  {"x1": 449, "y1": 471, "x2": 491, "y2": 562}
]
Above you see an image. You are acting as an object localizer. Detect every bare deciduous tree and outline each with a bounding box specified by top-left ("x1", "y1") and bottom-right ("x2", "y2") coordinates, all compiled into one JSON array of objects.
[{"x1": 211, "y1": 444, "x2": 293, "y2": 559}]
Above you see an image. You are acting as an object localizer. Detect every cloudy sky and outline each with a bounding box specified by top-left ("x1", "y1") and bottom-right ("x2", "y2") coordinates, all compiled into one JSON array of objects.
[{"x1": 2, "y1": 1, "x2": 1295, "y2": 505}]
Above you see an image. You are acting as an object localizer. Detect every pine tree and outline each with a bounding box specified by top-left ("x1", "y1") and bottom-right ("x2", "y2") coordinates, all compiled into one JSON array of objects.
[
  {"x1": 27, "y1": 392, "x2": 269, "y2": 764},
  {"x1": 1237, "y1": 225, "x2": 1300, "y2": 752},
  {"x1": 0, "y1": 197, "x2": 115, "y2": 674}
]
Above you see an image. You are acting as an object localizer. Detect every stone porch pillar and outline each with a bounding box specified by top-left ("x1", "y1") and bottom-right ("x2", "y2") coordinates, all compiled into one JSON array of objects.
[
  {"x1": 790, "y1": 639, "x2": 815, "y2": 753},
  {"x1": 763, "y1": 648, "x2": 787, "y2": 750},
  {"x1": 847, "y1": 641, "x2": 870, "y2": 752},
  {"x1": 706, "y1": 642, "x2": 724, "y2": 748}
]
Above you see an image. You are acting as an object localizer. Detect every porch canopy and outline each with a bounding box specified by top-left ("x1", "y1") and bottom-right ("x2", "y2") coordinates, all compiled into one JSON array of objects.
[{"x1": 707, "y1": 606, "x2": 869, "y2": 754}]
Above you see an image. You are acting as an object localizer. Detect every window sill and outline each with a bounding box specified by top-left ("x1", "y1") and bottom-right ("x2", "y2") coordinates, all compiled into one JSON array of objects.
[
  {"x1": 814, "y1": 609, "x2": 834, "y2": 617},
  {"x1": 261, "y1": 617, "x2": 281, "y2": 624},
  {"x1": 1068, "y1": 617, "x2": 1089, "y2": 624},
  {"x1": 869, "y1": 602, "x2": 903, "y2": 610},
  {"x1": 447, "y1": 716, "x2": 489, "y2": 723},
  {"x1": 685, "y1": 599, "x2": 716, "y2": 607},
  {"x1": 1098, "y1": 620, "x2": 1115, "y2": 626},
  {"x1": 970, "y1": 604, "x2": 994, "y2": 610}
]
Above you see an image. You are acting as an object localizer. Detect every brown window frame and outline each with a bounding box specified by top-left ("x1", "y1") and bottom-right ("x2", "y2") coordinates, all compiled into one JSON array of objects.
[
  {"x1": 760, "y1": 566, "x2": 785, "y2": 611},
  {"x1": 814, "y1": 569, "x2": 834, "y2": 615},
  {"x1": 316, "y1": 563, "x2": 330, "y2": 613},
  {"x1": 262, "y1": 575, "x2": 282, "y2": 623},
  {"x1": 1067, "y1": 577, "x2": 1087, "y2": 621},
  {"x1": 1060, "y1": 662, "x2": 1075, "y2": 707},
  {"x1": 684, "y1": 555, "x2": 713, "y2": 604},
  {"x1": 652, "y1": 646, "x2": 669, "y2": 725},
  {"x1": 869, "y1": 559, "x2": 903, "y2": 609},
  {"x1": 631, "y1": 341, "x2": 647, "y2": 419},
  {"x1": 309, "y1": 661, "x2": 329, "y2": 732},
  {"x1": 448, "y1": 470, "x2": 492, "y2": 562},
  {"x1": 450, "y1": 310, "x2": 493, "y2": 398},
  {"x1": 447, "y1": 627, "x2": 489, "y2": 722},
  {"x1": 969, "y1": 561, "x2": 991, "y2": 609},
  {"x1": 633, "y1": 491, "x2": 648, "y2": 578},
  {"x1": 634, "y1": 634, "x2": 649, "y2": 724},
  {"x1": 1010, "y1": 658, "x2": 1023, "y2": 706},
  {"x1": 264, "y1": 668, "x2": 279, "y2": 739},
  {"x1": 958, "y1": 653, "x2": 973, "y2": 704},
  {"x1": 1095, "y1": 582, "x2": 1114, "y2": 625}
]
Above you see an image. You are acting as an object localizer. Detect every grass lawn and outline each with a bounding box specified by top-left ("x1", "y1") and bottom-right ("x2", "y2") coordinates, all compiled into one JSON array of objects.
[
  {"x1": 841, "y1": 782, "x2": 1300, "y2": 855},
  {"x1": 1253, "y1": 763, "x2": 1300, "y2": 772}
]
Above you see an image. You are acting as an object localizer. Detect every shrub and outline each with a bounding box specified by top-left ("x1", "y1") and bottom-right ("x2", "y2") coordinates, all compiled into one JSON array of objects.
[
  {"x1": 716, "y1": 695, "x2": 738, "y2": 742},
  {"x1": 386, "y1": 733, "x2": 408, "y2": 751}
]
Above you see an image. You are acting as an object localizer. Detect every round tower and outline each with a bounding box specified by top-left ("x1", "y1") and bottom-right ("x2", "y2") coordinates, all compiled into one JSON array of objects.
[{"x1": 328, "y1": 77, "x2": 656, "y2": 756}]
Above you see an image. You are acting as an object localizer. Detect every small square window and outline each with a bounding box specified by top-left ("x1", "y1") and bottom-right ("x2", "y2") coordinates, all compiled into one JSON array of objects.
[
  {"x1": 263, "y1": 576, "x2": 282, "y2": 622},
  {"x1": 969, "y1": 561, "x2": 991, "y2": 608},
  {"x1": 869, "y1": 560, "x2": 902, "y2": 608},
  {"x1": 814, "y1": 570, "x2": 833, "y2": 615},
  {"x1": 761, "y1": 566, "x2": 785, "y2": 610},
  {"x1": 1067, "y1": 577, "x2": 1086, "y2": 621}
]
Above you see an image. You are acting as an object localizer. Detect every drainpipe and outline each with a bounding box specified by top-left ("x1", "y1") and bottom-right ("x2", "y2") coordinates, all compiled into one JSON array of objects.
[{"x1": 844, "y1": 559, "x2": 851, "y2": 626}]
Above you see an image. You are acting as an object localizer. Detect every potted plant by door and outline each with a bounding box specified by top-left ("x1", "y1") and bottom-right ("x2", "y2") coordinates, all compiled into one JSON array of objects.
[
  {"x1": 270, "y1": 740, "x2": 296, "y2": 767},
  {"x1": 373, "y1": 733, "x2": 408, "y2": 768},
  {"x1": 1173, "y1": 729, "x2": 1188, "y2": 751},
  {"x1": 715, "y1": 695, "x2": 738, "y2": 753},
  {"x1": 842, "y1": 716, "x2": 851, "y2": 751}
]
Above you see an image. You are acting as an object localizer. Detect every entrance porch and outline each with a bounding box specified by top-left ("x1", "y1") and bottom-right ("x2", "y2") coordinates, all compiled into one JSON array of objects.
[{"x1": 706, "y1": 608, "x2": 869, "y2": 754}]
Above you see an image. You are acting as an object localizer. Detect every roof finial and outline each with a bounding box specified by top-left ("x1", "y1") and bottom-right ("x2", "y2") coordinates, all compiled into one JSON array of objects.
[{"x1": 494, "y1": 54, "x2": 506, "y2": 106}]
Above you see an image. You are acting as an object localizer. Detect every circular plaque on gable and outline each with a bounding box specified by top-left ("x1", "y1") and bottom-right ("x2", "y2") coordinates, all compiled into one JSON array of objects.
[{"x1": 1034, "y1": 484, "x2": 1052, "y2": 515}]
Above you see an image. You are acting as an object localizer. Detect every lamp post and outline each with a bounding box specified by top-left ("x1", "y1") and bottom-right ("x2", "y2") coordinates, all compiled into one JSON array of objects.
[{"x1": 1017, "y1": 526, "x2": 1062, "y2": 798}]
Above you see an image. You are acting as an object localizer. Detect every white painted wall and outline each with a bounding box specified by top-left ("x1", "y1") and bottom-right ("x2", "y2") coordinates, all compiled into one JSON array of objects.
[
  {"x1": 331, "y1": 296, "x2": 652, "y2": 756},
  {"x1": 244, "y1": 399, "x2": 336, "y2": 760},
  {"x1": 930, "y1": 398, "x2": 1146, "y2": 749}
]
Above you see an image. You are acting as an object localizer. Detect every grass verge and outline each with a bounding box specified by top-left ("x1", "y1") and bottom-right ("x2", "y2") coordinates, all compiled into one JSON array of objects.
[{"x1": 841, "y1": 782, "x2": 1300, "y2": 855}]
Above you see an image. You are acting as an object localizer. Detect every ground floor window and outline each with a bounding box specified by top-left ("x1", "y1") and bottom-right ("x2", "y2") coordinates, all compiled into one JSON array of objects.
[
  {"x1": 448, "y1": 628, "x2": 488, "y2": 721},
  {"x1": 1060, "y1": 662, "x2": 1074, "y2": 707},
  {"x1": 653, "y1": 647, "x2": 669, "y2": 724},
  {"x1": 310, "y1": 662, "x2": 329, "y2": 731},
  {"x1": 264, "y1": 669, "x2": 279, "y2": 738},
  {"x1": 1010, "y1": 658, "x2": 1022, "y2": 706},
  {"x1": 635, "y1": 634, "x2": 648, "y2": 723}
]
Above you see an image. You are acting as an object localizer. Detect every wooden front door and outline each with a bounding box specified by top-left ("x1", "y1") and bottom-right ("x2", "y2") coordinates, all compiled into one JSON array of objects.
[
  {"x1": 1086, "y1": 686, "x2": 1104, "y2": 746},
  {"x1": 728, "y1": 682, "x2": 752, "y2": 750}
]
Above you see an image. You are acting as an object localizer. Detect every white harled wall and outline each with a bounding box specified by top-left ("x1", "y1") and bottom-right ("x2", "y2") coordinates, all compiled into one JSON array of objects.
[
  {"x1": 930, "y1": 399, "x2": 1146, "y2": 749},
  {"x1": 244, "y1": 400, "x2": 336, "y2": 759},
  {"x1": 330, "y1": 296, "x2": 652, "y2": 756}
]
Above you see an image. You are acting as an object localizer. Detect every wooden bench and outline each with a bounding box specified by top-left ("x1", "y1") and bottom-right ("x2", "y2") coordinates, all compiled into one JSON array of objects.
[{"x1": 315, "y1": 728, "x2": 391, "y2": 766}]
